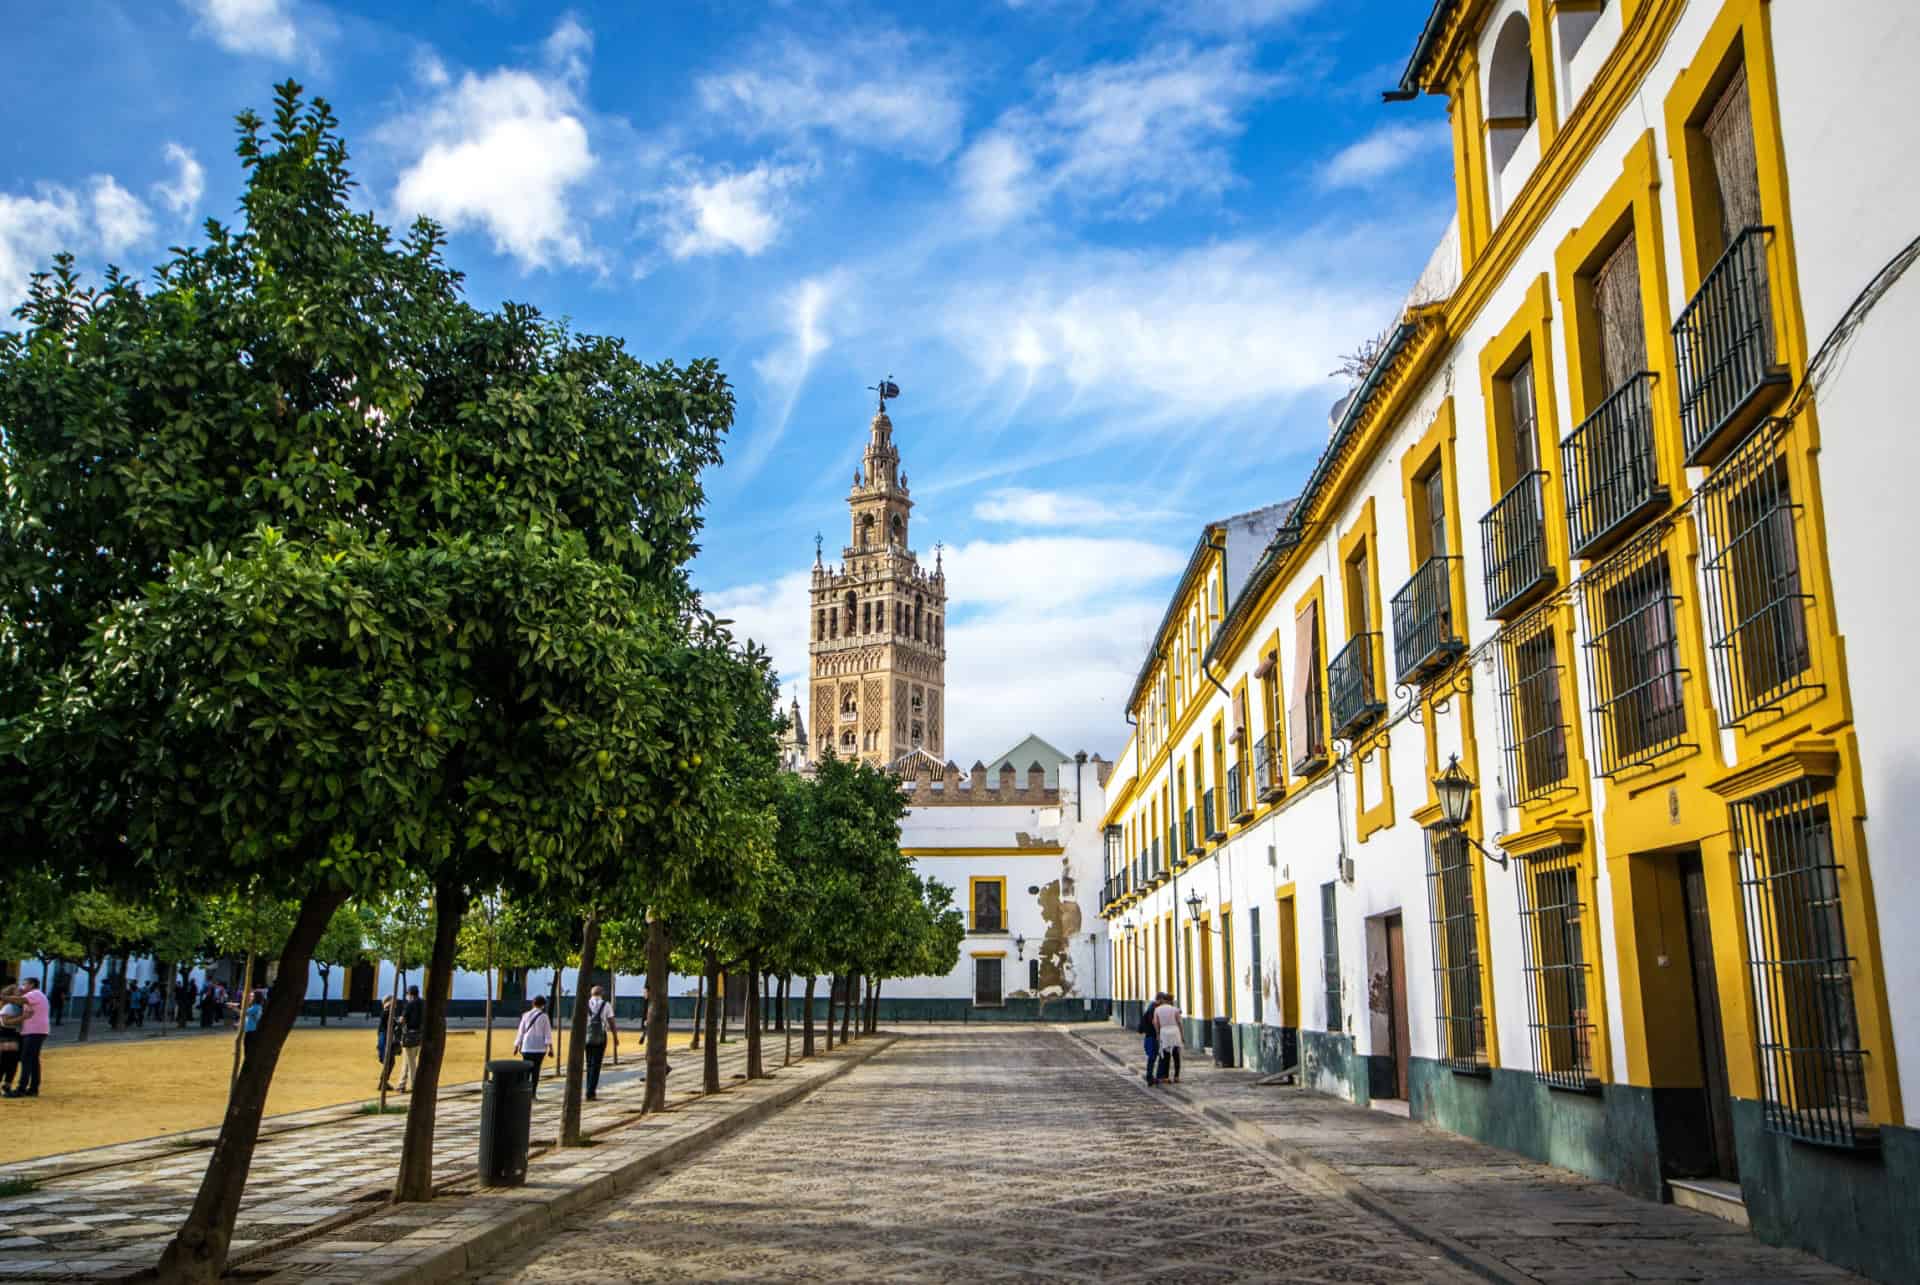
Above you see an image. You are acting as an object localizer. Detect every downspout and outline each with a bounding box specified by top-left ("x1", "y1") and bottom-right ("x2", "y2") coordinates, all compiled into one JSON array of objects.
[{"x1": 1074, "y1": 750, "x2": 1086, "y2": 822}]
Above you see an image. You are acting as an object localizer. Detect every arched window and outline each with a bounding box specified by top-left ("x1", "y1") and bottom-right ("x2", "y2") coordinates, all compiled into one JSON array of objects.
[
  {"x1": 845, "y1": 591, "x2": 857, "y2": 629},
  {"x1": 816, "y1": 609, "x2": 825, "y2": 641},
  {"x1": 890, "y1": 513, "x2": 904, "y2": 544},
  {"x1": 829, "y1": 607, "x2": 838, "y2": 639},
  {"x1": 914, "y1": 596, "x2": 923, "y2": 641},
  {"x1": 1488, "y1": 14, "x2": 1536, "y2": 173},
  {"x1": 859, "y1": 514, "x2": 874, "y2": 547}
]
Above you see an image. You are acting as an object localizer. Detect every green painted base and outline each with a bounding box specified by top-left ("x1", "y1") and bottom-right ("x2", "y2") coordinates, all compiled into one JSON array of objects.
[
  {"x1": 1300, "y1": 1028, "x2": 1371, "y2": 1105},
  {"x1": 1732, "y1": 1097, "x2": 1919, "y2": 1283}
]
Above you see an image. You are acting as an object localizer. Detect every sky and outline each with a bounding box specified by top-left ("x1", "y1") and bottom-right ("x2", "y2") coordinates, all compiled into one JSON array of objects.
[{"x1": 1, "y1": 0, "x2": 1456, "y2": 764}]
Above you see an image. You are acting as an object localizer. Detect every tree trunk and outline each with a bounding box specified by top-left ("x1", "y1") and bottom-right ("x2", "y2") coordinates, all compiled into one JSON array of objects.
[
  {"x1": 719, "y1": 969, "x2": 730, "y2": 1046},
  {"x1": 482, "y1": 954, "x2": 494, "y2": 1073},
  {"x1": 547, "y1": 963, "x2": 564, "y2": 1079},
  {"x1": 866, "y1": 977, "x2": 878, "y2": 1034},
  {"x1": 153, "y1": 886, "x2": 349, "y2": 1285},
  {"x1": 701, "y1": 952, "x2": 722, "y2": 1094},
  {"x1": 689, "y1": 972, "x2": 704, "y2": 1050},
  {"x1": 377, "y1": 964, "x2": 403, "y2": 1109},
  {"x1": 745, "y1": 960, "x2": 763, "y2": 1080},
  {"x1": 642, "y1": 919, "x2": 671, "y2": 1115},
  {"x1": 557, "y1": 911, "x2": 599, "y2": 1147},
  {"x1": 394, "y1": 879, "x2": 467, "y2": 1201},
  {"x1": 78, "y1": 963, "x2": 99, "y2": 1042},
  {"x1": 318, "y1": 966, "x2": 330, "y2": 1027},
  {"x1": 839, "y1": 973, "x2": 853, "y2": 1045},
  {"x1": 802, "y1": 975, "x2": 816, "y2": 1058},
  {"x1": 157, "y1": 960, "x2": 176, "y2": 1036},
  {"x1": 782, "y1": 977, "x2": 794, "y2": 1067},
  {"x1": 228, "y1": 952, "x2": 255, "y2": 1093},
  {"x1": 824, "y1": 974, "x2": 837, "y2": 1052}
]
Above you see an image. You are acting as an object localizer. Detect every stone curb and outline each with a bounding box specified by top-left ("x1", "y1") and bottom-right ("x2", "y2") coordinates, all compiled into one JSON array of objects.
[
  {"x1": 265, "y1": 1036, "x2": 897, "y2": 1285},
  {"x1": 1064, "y1": 1027, "x2": 1525, "y2": 1285}
]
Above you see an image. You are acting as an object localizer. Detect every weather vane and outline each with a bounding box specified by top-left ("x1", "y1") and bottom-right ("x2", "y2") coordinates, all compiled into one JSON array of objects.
[
  {"x1": 814, "y1": 531, "x2": 823, "y2": 562},
  {"x1": 867, "y1": 375, "x2": 901, "y2": 412}
]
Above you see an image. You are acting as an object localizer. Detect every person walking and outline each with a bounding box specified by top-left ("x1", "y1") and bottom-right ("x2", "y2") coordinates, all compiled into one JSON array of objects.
[
  {"x1": 0, "y1": 985, "x2": 23, "y2": 1095},
  {"x1": 376, "y1": 995, "x2": 396, "y2": 1086},
  {"x1": 514, "y1": 996, "x2": 552, "y2": 1099},
  {"x1": 48, "y1": 979, "x2": 66, "y2": 1027},
  {"x1": 582, "y1": 985, "x2": 617, "y2": 1101},
  {"x1": 1152, "y1": 991, "x2": 1184, "y2": 1085},
  {"x1": 397, "y1": 985, "x2": 424, "y2": 1092},
  {"x1": 237, "y1": 990, "x2": 265, "y2": 1066},
  {"x1": 7, "y1": 978, "x2": 50, "y2": 1098},
  {"x1": 1137, "y1": 993, "x2": 1161, "y2": 1087}
]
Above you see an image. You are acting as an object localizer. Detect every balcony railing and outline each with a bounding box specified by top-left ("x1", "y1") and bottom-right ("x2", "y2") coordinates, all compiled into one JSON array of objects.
[
  {"x1": 1227, "y1": 762, "x2": 1253, "y2": 821},
  {"x1": 1202, "y1": 787, "x2": 1224, "y2": 840},
  {"x1": 1562, "y1": 372, "x2": 1667, "y2": 558},
  {"x1": 1252, "y1": 733, "x2": 1283, "y2": 800},
  {"x1": 1481, "y1": 470, "x2": 1555, "y2": 619},
  {"x1": 1183, "y1": 807, "x2": 1200, "y2": 856},
  {"x1": 1674, "y1": 225, "x2": 1788, "y2": 467},
  {"x1": 1148, "y1": 837, "x2": 1163, "y2": 884},
  {"x1": 1392, "y1": 555, "x2": 1464, "y2": 683},
  {"x1": 1328, "y1": 633, "x2": 1386, "y2": 741}
]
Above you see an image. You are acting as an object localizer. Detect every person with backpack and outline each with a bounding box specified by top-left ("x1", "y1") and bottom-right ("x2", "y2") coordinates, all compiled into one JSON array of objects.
[
  {"x1": 1153, "y1": 991, "x2": 1184, "y2": 1085},
  {"x1": 514, "y1": 995, "x2": 553, "y2": 1099},
  {"x1": 582, "y1": 984, "x2": 618, "y2": 1101},
  {"x1": 1137, "y1": 993, "x2": 1161, "y2": 1087}
]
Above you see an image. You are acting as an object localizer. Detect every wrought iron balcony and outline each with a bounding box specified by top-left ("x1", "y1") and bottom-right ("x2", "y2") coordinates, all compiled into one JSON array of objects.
[
  {"x1": 1183, "y1": 807, "x2": 1200, "y2": 856},
  {"x1": 1253, "y1": 733, "x2": 1283, "y2": 800},
  {"x1": 1674, "y1": 225, "x2": 1788, "y2": 467},
  {"x1": 1202, "y1": 787, "x2": 1224, "y2": 840},
  {"x1": 1328, "y1": 633, "x2": 1386, "y2": 741},
  {"x1": 1480, "y1": 471, "x2": 1556, "y2": 619},
  {"x1": 1561, "y1": 372, "x2": 1667, "y2": 559},
  {"x1": 1227, "y1": 762, "x2": 1253, "y2": 822},
  {"x1": 1391, "y1": 555, "x2": 1464, "y2": 683}
]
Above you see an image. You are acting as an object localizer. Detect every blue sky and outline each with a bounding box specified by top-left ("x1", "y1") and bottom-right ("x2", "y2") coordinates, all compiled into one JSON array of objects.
[{"x1": 2, "y1": 0, "x2": 1455, "y2": 762}]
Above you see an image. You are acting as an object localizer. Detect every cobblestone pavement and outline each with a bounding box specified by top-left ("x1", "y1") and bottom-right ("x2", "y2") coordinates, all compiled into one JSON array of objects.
[
  {"x1": 0, "y1": 1037, "x2": 751, "y2": 1280},
  {"x1": 1070, "y1": 1025, "x2": 1858, "y2": 1284},
  {"x1": 466, "y1": 1027, "x2": 1477, "y2": 1284}
]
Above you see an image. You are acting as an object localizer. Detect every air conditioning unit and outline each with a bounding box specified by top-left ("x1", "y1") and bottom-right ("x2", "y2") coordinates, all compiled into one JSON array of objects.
[
  {"x1": 1266, "y1": 844, "x2": 1278, "y2": 869},
  {"x1": 1339, "y1": 856, "x2": 1356, "y2": 884}
]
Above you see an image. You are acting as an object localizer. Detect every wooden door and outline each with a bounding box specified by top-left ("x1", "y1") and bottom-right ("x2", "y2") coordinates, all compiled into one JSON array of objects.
[
  {"x1": 1385, "y1": 914, "x2": 1411, "y2": 1099},
  {"x1": 1680, "y1": 852, "x2": 1739, "y2": 1179}
]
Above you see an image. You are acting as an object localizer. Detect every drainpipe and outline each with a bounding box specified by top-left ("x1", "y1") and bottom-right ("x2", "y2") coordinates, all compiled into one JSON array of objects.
[{"x1": 1074, "y1": 750, "x2": 1087, "y2": 822}]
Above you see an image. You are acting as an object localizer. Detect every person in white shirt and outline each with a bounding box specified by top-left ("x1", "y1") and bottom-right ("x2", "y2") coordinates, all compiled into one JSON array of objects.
[
  {"x1": 514, "y1": 995, "x2": 553, "y2": 1098},
  {"x1": 1152, "y1": 992, "x2": 1184, "y2": 1085}
]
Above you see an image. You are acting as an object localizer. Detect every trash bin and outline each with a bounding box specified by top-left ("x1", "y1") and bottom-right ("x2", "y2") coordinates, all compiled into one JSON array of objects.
[
  {"x1": 1213, "y1": 1016, "x2": 1234, "y2": 1068},
  {"x1": 479, "y1": 1058, "x2": 536, "y2": 1187}
]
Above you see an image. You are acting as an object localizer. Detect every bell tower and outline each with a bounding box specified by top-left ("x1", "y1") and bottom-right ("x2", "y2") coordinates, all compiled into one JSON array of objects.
[{"x1": 808, "y1": 380, "x2": 947, "y2": 769}]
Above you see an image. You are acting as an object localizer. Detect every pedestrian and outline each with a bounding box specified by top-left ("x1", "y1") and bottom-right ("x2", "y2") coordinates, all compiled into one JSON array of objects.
[
  {"x1": 376, "y1": 995, "x2": 396, "y2": 1085},
  {"x1": 129, "y1": 980, "x2": 145, "y2": 1028},
  {"x1": 0, "y1": 985, "x2": 22, "y2": 1094},
  {"x1": 1152, "y1": 991, "x2": 1183, "y2": 1085},
  {"x1": 175, "y1": 976, "x2": 195, "y2": 1029},
  {"x1": 514, "y1": 996, "x2": 552, "y2": 1099},
  {"x1": 398, "y1": 985, "x2": 424, "y2": 1092},
  {"x1": 149, "y1": 981, "x2": 164, "y2": 1026},
  {"x1": 6, "y1": 977, "x2": 49, "y2": 1098},
  {"x1": 48, "y1": 979, "x2": 66, "y2": 1026},
  {"x1": 200, "y1": 983, "x2": 219, "y2": 1029},
  {"x1": 1137, "y1": 993, "x2": 1161, "y2": 1087},
  {"x1": 582, "y1": 984, "x2": 617, "y2": 1102},
  {"x1": 237, "y1": 990, "x2": 264, "y2": 1066}
]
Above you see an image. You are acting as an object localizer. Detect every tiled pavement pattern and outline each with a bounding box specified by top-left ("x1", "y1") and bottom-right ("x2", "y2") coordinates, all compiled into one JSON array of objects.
[
  {"x1": 1071, "y1": 1025, "x2": 1859, "y2": 1284},
  {"x1": 0, "y1": 1037, "x2": 756, "y2": 1281},
  {"x1": 465, "y1": 1027, "x2": 1478, "y2": 1284}
]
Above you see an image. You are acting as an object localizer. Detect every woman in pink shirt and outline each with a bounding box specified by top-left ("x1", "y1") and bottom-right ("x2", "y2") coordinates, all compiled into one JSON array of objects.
[{"x1": 5, "y1": 979, "x2": 50, "y2": 1098}]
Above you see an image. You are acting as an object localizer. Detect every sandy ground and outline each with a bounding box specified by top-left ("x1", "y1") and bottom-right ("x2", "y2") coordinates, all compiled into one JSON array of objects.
[{"x1": 0, "y1": 1022, "x2": 690, "y2": 1165}]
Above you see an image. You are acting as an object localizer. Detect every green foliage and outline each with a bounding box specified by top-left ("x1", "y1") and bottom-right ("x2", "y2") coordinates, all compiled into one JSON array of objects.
[
  {"x1": 0, "y1": 873, "x2": 81, "y2": 964},
  {"x1": 368, "y1": 881, "x2": 433, "y2": 977},
  {"x1": 68, "y1": 890, "x2": 161, "y2": 968},
  {"x1": 313, "y1": 904, "x2": 367, "y2": 972},
  {"x1": 205, "y1": 889, "x2": 298, "y2": 962}
]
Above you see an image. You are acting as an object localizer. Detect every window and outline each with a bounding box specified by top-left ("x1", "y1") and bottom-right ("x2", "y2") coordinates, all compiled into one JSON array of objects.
[
  {"x1": 1289, "y1": 600, "x2": 1328, "y2": 773},
  {"x1": 1514, "y1": 847, "x2": 1597, "y2": 1089},
  {"x1": 1487, "y1": 15, "x2": 1536, "y2": 171},
  {"x1": 1210, "y1": 725, "x2": 1227, "y2": 836},
  {"x1": 1483, "y1": 349, "x2": 1556, "y2": 619},
  {"x1": 1697, "y1": 421, "x2": 1816, "y2": 725},
  {"x1": 970, "y1": 877, "x2": 1006, "y2": 933},
  {"x1": 1733, "y1": 778, "x2": 1873, "y2": 1147},
  {"x1": 1257, "y1": 646, "x2": 1285, "y2": 798},
  {"x1": 1593, "y1": 231, "x2": 1647, "y2": 395},
  {"x1": 1028, "y1": 959, "x2": 1040, "y2": 992},
  {"x1": 1509, "y1": 357, "x2": 1541, "y2": 479},
  {"x1": 1496, "y1": 603, "x2": 1571, "y2": 804},
  {"x1": 1581, "y1": 528, "x2": 1691, "y2": 775},
  {"x1": 973, "y1": 956, "x2": 1004, "y2": 1007},
  {"x1": 1422, "y1": 467, "x2": 1449, "y2": 560},
  {"x1": 1425, "y1": 832, "x2": 1488, "y2": 1070},
  {"x1": 1320, "y1": 881, "x2": 1342, "y2": 1032}
]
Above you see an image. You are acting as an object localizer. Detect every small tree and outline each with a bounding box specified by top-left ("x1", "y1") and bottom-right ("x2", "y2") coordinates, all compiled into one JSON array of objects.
[
  {"x1": 206, "y1": 889, "x2": 298, "y2": 1089},
  {"x1": 312, "y1": 904, "x2": 366, "y2": 1027},
  {"x1": 368, "y1": 885, "x2": 431, "y2": 1108},
  {"x1": 68, "y1": 891, "x2": 160, "y2": 1042}
]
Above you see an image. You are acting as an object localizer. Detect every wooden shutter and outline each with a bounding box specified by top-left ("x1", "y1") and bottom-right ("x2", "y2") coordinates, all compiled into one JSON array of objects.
[
  {"x1": 1288, "y1": 601, "x2": 1322, "y2": 763},
  {"x1": 1705, "y1": 61, "x2": 1763, "y2": 243},
  {"x1": 1594, "y1": 231, "x2": 1647, "y2": 394}
]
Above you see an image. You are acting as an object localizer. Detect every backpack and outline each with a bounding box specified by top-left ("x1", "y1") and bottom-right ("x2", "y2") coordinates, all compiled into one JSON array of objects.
[
  {"x1": 584, "y1": 998, "x2": 607, "y2": 1046},
  {"x1": 1137, "y1": 1003, "x2": 1157, "y2": 1036}
]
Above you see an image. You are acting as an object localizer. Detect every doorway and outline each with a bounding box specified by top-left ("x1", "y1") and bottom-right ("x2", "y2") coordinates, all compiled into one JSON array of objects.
[
  {"x1": 1679, "y1": 851, "x2": 1739, "y2": 1179},
  {"x1": 1385, "y1": 914, "x2": 1411, "y2": 1099},
  {"x1": 347, "y1": 961, "x2": 375, "y2": 1014},
  {"x1": 973, "y1": 956, "x2": 1004, "y2": 1008}
]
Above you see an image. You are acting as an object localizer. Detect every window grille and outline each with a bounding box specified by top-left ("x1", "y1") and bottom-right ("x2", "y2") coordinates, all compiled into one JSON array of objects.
[
  {"x1": 1495, "y1": 599, "x2": 1571, "y2": 805},
  {"x1": 1579, "y1": 525, "x2": 1693, "y2": 776},
  {"x1": 1733, "y1": 778, "x2": 1875, "y2": 1148},
  {"x1": 1320, "y1": 881, "x2": 1342, "y2": 1033},
  {"x1": 1696, "y1": 420, "x2": 1818, "y2": 726},
  {"x1": 1425, "y1": 832, "x2": 1489, "y2": 1070},
  {"x1": 1513, "y1": 847, "x2": 1597, "y2": 1089}
]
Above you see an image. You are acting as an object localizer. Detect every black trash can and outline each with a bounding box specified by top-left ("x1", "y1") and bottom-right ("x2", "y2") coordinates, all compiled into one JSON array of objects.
[
  {"x1": 1213, "y1": 1016, "x2": 1234, "y2": 1068},
  {"x1": 479, "y1": 1058, "x2": 536, "y2": 1186}
]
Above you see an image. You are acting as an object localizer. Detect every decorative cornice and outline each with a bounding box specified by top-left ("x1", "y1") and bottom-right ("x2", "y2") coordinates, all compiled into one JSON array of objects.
[
  {"x1": 1707, "y1": 740, "x2": 1840, "y2": 802},
  {"x1": 1497, "y1": 820, "x2": 1588, "y2": 859}
]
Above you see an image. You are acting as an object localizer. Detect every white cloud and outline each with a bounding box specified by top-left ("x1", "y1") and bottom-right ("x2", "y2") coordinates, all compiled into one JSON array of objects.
[
  {"x1": 703, "y1": 532, "x2": 1185, "y2": 760},
  {"x1": 185, "y1": 0, "x2": 298, "y2": 59},
  {"x1": 957, "y1": 43, "x2": 1275, "y2": 225},
  {"x1": 662, "y1": 162, "x2": 807, "y2": 260},
  {"x1": 153, "y1": 144, "x2": 206, "y2": 219},
  {"x1": 697, "y1": 28, "x2": 965, "y2": 161},
  {"x1": 1167, "y1": 0, "x2": 1320, "y2": 30},
  {"x1": 1318, "y1": 121, "x2": 1451, "y2": 190},
  {"x1": 940, "y1": 236, "x2": 1399, "y2": 419},
  {"x1": 0, "y1": 187, "x2": 85, "y2": 315},
  {"x1": 90, "y1": 177, "x2": 155, "y2": 255},
  {"x1": 386, "y1": 19, "x2": 599, "y2": 270},
  {"x1": 736, "y1": 272, "x2": 841, "y2": 482},
  {"x1": 973, "y1": 487, "x2": 1176, "y2": 528}
]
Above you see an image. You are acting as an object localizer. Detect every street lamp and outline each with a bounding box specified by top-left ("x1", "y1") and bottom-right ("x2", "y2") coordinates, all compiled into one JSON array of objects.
[
  {"x1": 1185, "y1": 890, "x2": 1205, "y2": 925},
  {"x1": 1428, "y1": 755, "x2": 1508, "y2": 868},
  {"x1": 1014, "y1": 934, "x2": 1026, "y2": 961}
]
